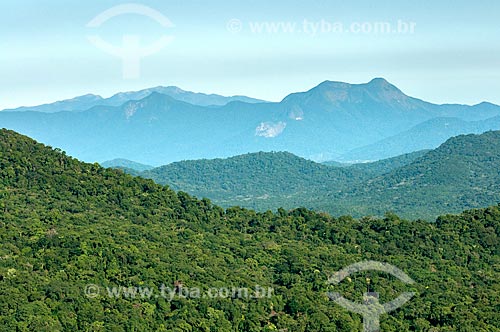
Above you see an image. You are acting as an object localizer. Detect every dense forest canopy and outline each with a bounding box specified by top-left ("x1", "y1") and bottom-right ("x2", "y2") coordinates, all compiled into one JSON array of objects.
[
  {"x1": 0, "y1": 129, "x2": 499, "y2": 331},
  {"x1": 129, "y1": 131, "x2": 500, "y2": 220}
]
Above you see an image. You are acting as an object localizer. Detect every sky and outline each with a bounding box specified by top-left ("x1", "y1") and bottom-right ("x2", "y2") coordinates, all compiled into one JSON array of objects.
[{"x1": 1, "y1": 0, "x2": 499, "y2": 109}]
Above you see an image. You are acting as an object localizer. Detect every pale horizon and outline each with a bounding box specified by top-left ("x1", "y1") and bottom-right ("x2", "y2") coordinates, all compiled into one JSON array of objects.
[{"x1": 2, "y1": 0, "x2": 500, "y2": 110}]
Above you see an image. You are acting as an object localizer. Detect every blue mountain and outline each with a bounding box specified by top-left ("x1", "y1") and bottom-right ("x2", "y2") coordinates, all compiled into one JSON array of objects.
[
  {"x1": 3, "y1": 86, "x2": 265, "y2": 113},
  {"x1": 1, "y1": 78, "x2": 499, "y2": 165}
]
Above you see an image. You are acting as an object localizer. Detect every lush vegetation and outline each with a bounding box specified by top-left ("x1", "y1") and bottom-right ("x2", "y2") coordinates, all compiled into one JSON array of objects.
[
  {"x1": 131, "y1": 132, "x2": 500, "y2": 220},
  {"x1": 334, "y1": 131, "x2": 500, "y2": 219},
  {"x1": 0, "y1": 129, "x2": 499, "y2": 331},
  {"x1": 140, "y1": 152, "x2": 366, "y2": 211},
  {"x1": 340, "y1": 150, "x2": 430, "y2": 177}
]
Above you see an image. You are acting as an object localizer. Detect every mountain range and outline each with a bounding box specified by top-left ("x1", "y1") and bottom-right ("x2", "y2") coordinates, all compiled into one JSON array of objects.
[
  {"x1": 3, "y1": 86, "x2": 265, "y2": 113},
  {"x1": 117, "y1": 131, "x2": 500, "y2": 220},
  {"x1": 2, "y1": 78, "x2": 500, "y2": 165}
]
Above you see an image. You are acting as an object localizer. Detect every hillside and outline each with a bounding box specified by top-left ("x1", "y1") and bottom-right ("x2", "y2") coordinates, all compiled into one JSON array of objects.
[
  {"x1": 2, "y1": 79, "x2": 500, "y2": 165},
  {"x1": 336, "y1": 131, "x2": 500, "y2": 219},
  {"x1": 325, "y1": 150, "x2": 431, "y2": 176},
  {"x1": 140, "y1": 151, "x2": 365, "y2": 210},
  {"x1": 134, "y1": 132, "x2": 500, "y2": 220},
  {"x1": 0, "y1": 129, "x2": 499, "y2": 331}
]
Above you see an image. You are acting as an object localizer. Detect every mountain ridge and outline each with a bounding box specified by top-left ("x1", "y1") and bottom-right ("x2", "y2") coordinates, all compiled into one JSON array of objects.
[
  {"x1": 2, "y1": 86, "x2": 266, "y2": 113},
  {"x1": 2, "y1": 78, "x2": 500, "y2": 165}
]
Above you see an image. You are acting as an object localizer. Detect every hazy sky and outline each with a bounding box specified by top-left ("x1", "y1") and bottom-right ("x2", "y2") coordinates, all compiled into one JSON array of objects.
[{"x1": 1, "y1": 0, "x2": 499, "y2": 109}]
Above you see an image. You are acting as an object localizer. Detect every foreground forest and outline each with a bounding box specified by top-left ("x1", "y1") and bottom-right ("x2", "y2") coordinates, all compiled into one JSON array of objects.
[{"x1": 0, "y1": 129, "x2": 499, "y2": 331}]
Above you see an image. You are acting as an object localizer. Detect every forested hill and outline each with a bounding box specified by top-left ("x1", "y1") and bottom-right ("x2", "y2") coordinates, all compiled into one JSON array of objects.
[
  {"x1": 140, "y1": 151, "x2": 365, "y2": 206},
  {"x1": 130, "y1": 131, "x2": 500, "y2": 220},
  {"x1": 0, "y1": 128, "x2": 499, "y2": 331},
  {"x1": 338, "y1": 130, "x2": 500, "y2": 219},
  {"x1": 344, "y1": 149, "x2": 431, "y2": 176}
]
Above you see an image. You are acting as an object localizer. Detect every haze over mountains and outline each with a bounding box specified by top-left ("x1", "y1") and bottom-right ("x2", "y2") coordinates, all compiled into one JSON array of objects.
[
  {"x1": 100, "y1": 158, "x2": 154, "y2": 172},
  {"x1": 4, "y1": 86, "x2": 265, "y2": 113},
  {"x1": 2, "y1": 78, "x2": 500, "y2": 165},
  {"x1": 342, "y1": 115, "x2": 500, "y2": 161}
]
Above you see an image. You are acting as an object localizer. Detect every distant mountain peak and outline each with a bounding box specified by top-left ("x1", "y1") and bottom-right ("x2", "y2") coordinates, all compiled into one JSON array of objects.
[
  {"x1": 367, "y1": 77, "x2": 390, "y2": 85},
  {"x1": 122, "y1": 92, "x2": 187, "y2": 119},
  {"x1": 146, "y1": 91, "x2": 171, "y2": 100},
  {"x1": 474, "y1": 101, "x2": 497, "y2": 108},
  {"x1": 315, "y1": 80, "x2": 351, "y2": 90},
  {"x1": 366, "y1": 77, "x2": 402, "y2": 93},
  {"x1": 313, "y1": 77, "x2": 397, "y2": 91},
  {"x1": 282, "y1": 78, "x2": 407, "y2": 107}
]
